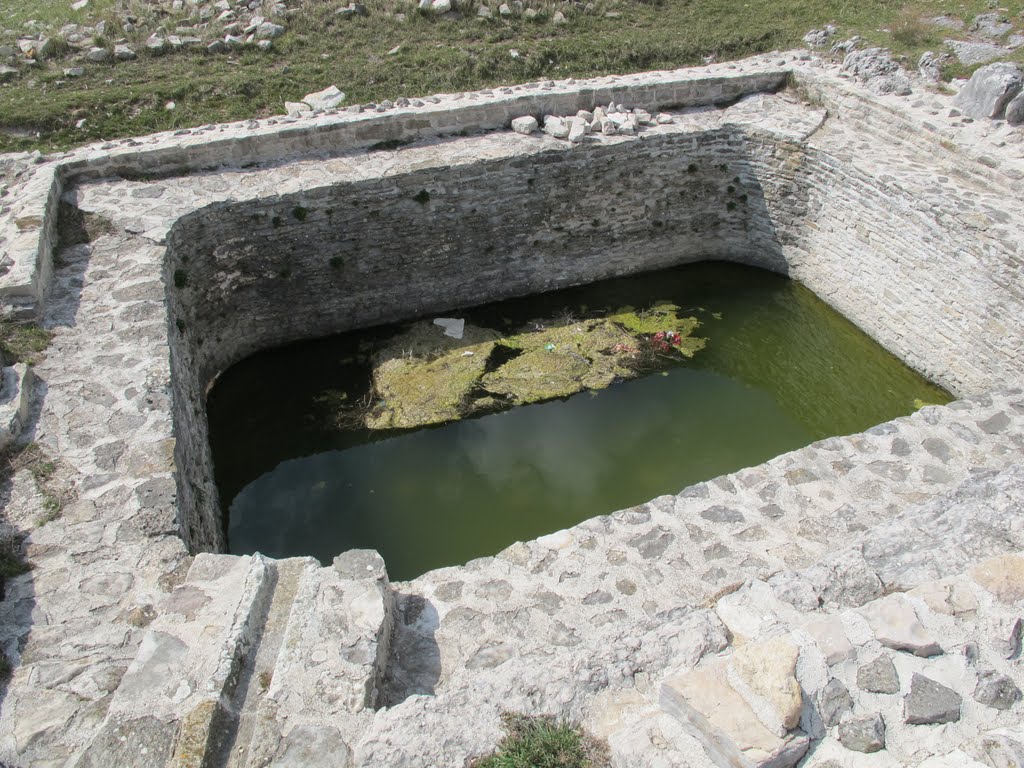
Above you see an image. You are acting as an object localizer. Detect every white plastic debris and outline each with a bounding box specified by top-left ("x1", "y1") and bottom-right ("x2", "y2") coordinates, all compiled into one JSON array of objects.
[{"x1": 433, "y1": 317, "x2": 465, "y2": 339}]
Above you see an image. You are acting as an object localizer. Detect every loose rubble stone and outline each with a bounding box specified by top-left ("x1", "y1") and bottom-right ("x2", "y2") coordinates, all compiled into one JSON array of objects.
[
  {"x1": 256, "y1": 22, "x2": 285, "y2": 38},
  {"x1": 838, "y1": 713, "x2": 886, "y2": 753},
  {"x1": 85, "y1": 47, "x2": 110, "y2": 62},
  {"x1": 819, "y1": 679, "x2": 853, "y2": 727},
  {"x1": 114, "y1": 44, "x2": 136, "y2": 61},
  {"x1": 857, "y1": 654, "x2": 900, "y2": 694},
  {"x1": 973, "y1": 670, "x2": 1022, "y2": 710},
  {"x1": 905, "y1": 674, "x2": 962, "y2": 725},
  {"x1": 510, "y1": 116, "x2": 538, "y2": 134},
  {"x1": 302, "y1": 85, "x2": 346, "y2": 112},
  {"x1": 803, "y1": 25, "x2": 836, "y2": 48},
  {"x1": 543, "y1": 115, "x2": 570, "y2": 138},
  {"x1": 568, "y1": 116, "x2": 587, "y2": 143}
]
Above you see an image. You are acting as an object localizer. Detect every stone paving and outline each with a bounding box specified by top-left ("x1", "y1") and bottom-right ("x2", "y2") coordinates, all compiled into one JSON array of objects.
[{"x1": 0, "y1": 52, "x2": 1021, "y2": 767}]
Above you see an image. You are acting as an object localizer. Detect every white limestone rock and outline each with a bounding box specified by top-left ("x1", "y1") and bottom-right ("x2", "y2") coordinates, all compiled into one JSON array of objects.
[
  {"x1": 803, "y1": 25, "x2": 835, "y2": 48},
  {"x1": 302, "y1": 85, "x2": 346, "y2": 112},
  {"x1": 954, "y1": 62, "x2": 1024, "y2": 120},
  {"x1": 859, "y1": 594, "x2": 942, "y2": 657},
  {"x1": 727, "y1": 636, "x2": 803, "y2": 737},
  {"x1": 543, "y1": 115, "x2": 570, "y2": 139},
  {"x1": 510, "y1": 115, "x2": 538, "y2": 134},
  {"x1": 568, "y1": 116, "x2": 587, "y2": 143},
  {"x1": 947, "y1": 39, "x2": 1009, "y2": 66},
  {"x1": 661, "y1": 664, "x2": 809, "y2": 768},
  {"x1": 285, "y1": 101, "x2": 312, "y2": 118}
]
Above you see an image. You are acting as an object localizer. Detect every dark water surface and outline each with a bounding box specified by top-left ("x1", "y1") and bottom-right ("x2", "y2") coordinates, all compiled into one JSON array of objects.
[{"x1": 208, "y1": 262, "x2": 951, "y2": 581}]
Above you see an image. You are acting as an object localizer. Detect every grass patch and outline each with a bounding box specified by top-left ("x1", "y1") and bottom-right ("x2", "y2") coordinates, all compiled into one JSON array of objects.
[
  {"x1": 3, "y1": 0, "x2": 1023, "y2": 154},
  {"x1": 0, "y1": 322, "x2": 52, "y2": 366},
  {"x1": 7, "y1": 443, "x2": 74, "y2": 526},
  {"x1": 471, "y1": 714, "x2": 610, "y2": 768}
]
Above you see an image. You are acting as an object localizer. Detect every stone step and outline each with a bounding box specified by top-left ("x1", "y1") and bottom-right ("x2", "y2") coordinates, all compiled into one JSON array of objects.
[
  {"x1": 0, "y1": 363, "x2": 34, "y2": 453},
  {"x1": 240, "y1": 550, "x2": 396, "y2": 768},
  {"x1": 223, "y1": 556, "x2": 319, "y2": 768},
  {"x1": 70, "y1": 553, "x2": 275, "y2": 768}
]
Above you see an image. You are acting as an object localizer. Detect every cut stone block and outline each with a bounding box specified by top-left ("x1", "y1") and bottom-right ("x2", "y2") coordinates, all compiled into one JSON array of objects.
[
  {"x1": 727, "y1": 636, "x2": 803, "y2": 736},
  {"x1": 859, "y1": 594, "x2": 942, "y2": 657},
  {"x1": 802, "y1": 615, "x2": 855, "y2": 665},
  {"x1": 908, "y1": 577, "x2": 979, "y2": 616},
  {"x1": 661, "y1": 664, "x2": 809, "y2": 768},
  {"x1": 972, "y1": 554, "x2": 1024, "y2": 603}
]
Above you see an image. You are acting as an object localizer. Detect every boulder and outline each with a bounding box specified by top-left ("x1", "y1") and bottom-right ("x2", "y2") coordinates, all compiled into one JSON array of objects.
[
  {"x1": 946, "y1": 39, "x2": 1007, "y2": 66},
  {"x1": 953, "y1": 62, "x2": 1023, "y2": 119},
  {"x1": 1005, "y1": 91, "x2": 1024, "y2": 125}
]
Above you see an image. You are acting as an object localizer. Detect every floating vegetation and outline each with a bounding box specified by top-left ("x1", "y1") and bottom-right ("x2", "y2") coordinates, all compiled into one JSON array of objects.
[{"x1": 350, "y1": 302, "x2": 705, "y2": 430}]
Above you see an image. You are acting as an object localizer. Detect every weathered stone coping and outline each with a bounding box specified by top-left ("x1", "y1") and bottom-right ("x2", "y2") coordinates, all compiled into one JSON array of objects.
[{"x1": 0, "y1": 57, "x2": 790, "y2": 321}]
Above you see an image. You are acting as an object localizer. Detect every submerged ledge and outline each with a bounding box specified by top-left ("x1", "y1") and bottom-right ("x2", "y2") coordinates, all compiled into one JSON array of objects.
[{"x1": 0, "y1": 52, "x2": 1022, "y2": 767}]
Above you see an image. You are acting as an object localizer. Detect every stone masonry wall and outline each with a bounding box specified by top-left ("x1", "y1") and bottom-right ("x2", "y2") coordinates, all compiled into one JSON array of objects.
[
  {"x1": 164, "y1": 111, "x2": 1024, "y2": 552},
  {"x1": 744, "y1": 132, "x2": 1024, "y2": 396}
]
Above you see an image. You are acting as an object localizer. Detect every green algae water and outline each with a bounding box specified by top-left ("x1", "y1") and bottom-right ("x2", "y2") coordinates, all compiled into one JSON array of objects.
[{"x1": 208, "y1": 262, "x2": 951, "y2": 581}]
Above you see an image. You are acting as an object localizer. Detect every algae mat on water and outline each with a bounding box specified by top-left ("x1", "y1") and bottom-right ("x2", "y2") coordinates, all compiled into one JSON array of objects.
[{"x1": 363, "y1": 303, "x2": 704, "y2": 430}]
